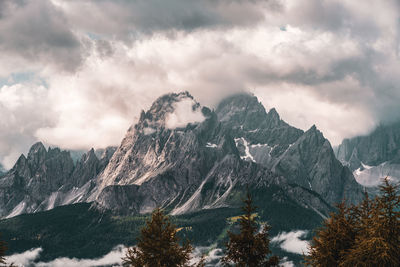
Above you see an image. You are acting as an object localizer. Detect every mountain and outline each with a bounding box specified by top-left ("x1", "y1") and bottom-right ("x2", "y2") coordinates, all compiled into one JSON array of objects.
[
  {"x1": 0, "y1": 144, "x2": 116, "y2": 218},
  {"x1": 215, "y1": 94, "x2": 361, "y2": 204},
  {"x1": 0, "y1": 164, "x2": 5, "y2": 176},
  {"x1": 0, "y1": 91, "x2": 366, "y2": 265},
  {"x1": 336, "y1": 121, "x2": 400, "y2": 187},
  {"x1": 0, "y1": 92, "x2": 362, "y2": 221},
  {"x1": 89, "y1": 92, "x2": 361, "y2": 217}
]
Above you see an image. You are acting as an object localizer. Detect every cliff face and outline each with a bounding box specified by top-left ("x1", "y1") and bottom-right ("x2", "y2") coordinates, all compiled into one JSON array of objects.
[
  {"x1": 215, "y1": 94, "x2": 361, "y2": 204},
  {"x1": 0, "y1": 143, "x2": 115, "y2": 218},
  {"x1": 336, "y1": 122, "x2": 400, "y2": 187}
]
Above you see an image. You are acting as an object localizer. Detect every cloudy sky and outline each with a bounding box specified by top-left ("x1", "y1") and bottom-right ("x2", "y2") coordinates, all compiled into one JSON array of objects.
[{"x1": 1, "y1": 0, "x2": 400, "y2": 168}]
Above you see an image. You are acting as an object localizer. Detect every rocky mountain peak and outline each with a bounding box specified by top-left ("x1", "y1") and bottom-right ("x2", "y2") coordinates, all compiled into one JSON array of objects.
[
  {"x1": 216, "y1": 93, "x2": 266, "y2": 125},
  {"x1": 265, "y1": 108, "x2": 282, "y2": 128},
  {"x1": 267, "y1": 107, "x2": 279, "y2": 119},
  {"x1": 0, "y1": 163, "x2": 5, "y2": 176},
  {"x1": 28, "y1": 142, "x2": 46, "y2": 154},
  {"x1": 27, "y1": 142, "x2": 47, "y2": 172},
  {"x1": 82, "y1": 148, "x2": 96, "y2": 163},
  {"x1": 304, "y1": 124, "x2": 321, "y2": 137},
  {"x1": 13, "y1": 154, "x2": 31, "y2": 179}
]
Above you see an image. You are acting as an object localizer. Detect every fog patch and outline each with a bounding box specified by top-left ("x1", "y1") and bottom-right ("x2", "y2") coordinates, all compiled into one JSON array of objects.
[
  {"x1": 165, "y1": 98, "x2": 205, "y2": 129},
  {"x1": 189, "y1": 246, "x2": 224, "y2": 267},
  {"x1": 6, "y1": 247, "x2": 42, "y2": 267},
  {"x1": 6, "y1": 246, "x2": 126, "y2": 267},
  {"x1": 271, "y1": 230, "x2": 310, "y2": 255}
]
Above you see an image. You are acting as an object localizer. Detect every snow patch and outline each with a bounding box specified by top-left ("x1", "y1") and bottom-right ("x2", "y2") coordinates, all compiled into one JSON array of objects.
[
  {"x1": 234, "y1": 137, "x2": 255, "y2": 162},
  {"x1": 353, "y1": 162, "x2": 400, "y2": 187},
  {"x1": 361, "y1": 162, "x2": 373, "y2": 170},
  {"x1": 206, "y1": 142, "x2": 217, "y2": 148},
  {"x1": 165, "y1": 99, "x2": 205, "y2": 129}
]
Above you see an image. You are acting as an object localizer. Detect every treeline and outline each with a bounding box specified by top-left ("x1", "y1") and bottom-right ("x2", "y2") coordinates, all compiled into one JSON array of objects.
[{"x1": 122, "y1": 192, "x2": 279, "y2": 267}]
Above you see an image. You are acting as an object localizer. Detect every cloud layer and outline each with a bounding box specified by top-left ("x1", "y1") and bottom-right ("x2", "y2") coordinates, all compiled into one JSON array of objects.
[
  {"x1": 7, "y1": 245, "x2": 223, "y2": 267},
  {"x1": 6, "y1": 246, "x2": 126, "y2": 267},
  {"x1": 1, "y1": 0, "x2": 400, "y2": 168},
  {"x1": 271, "y1": 230, "x2": 310, "y2": 255}
]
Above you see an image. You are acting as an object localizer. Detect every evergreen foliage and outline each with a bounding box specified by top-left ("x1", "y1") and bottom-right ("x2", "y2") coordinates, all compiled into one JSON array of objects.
[
  {"x1": 305, "y1": 202, "x2": 357, "y2": 266},
  {"x1": 122, "y1": 208, "x2": 204, "y2": 267},
  {"x1": 306, "y1": 177, "x2": 400, "y2": 266},
  {"x1": 222, "y1": 191, "x2": 279, "y2": 267}
]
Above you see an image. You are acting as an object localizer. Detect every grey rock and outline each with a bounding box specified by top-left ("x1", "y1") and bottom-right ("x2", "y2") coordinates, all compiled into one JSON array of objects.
[
  {"x1": 0, "y1": 142, "x2": 116, "y2": 218},
  {"x1": 0, "y1": 91, "x2": 362, "y2": 220},
  {"x1": 336, "y1": 122, "x2": 400, "y2": 168},
  {"x1": 91, "y1": 92, "x2": 360, "y2": 217},
  {"x1": 336, "y1": 121, "x2": 400, "y2": 189}
]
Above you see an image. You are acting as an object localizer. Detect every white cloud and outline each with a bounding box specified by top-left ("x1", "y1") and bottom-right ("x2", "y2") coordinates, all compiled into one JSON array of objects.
[
  {"x1": 2, "y1": 0, "x2": 400, "y2": 166},
  {"x1": 6, "y1": 247, "x2": 42, "y2": 266},
  {"x1": 36, "y1": 245, "x2": 126, "y2": 267},
  {"x1": 190, "y1": 246, "x2": 224, "y2": 267},
  {"x1": 6, "y1": 246, "x2": 126, "y2": 267},
  {"x1": 271, "y1": 230, "x2": 310, "y2": 255},
  {"x1": 0, "y1": 83, "x2": 54, "y2": 169},
  {"x1": 165, "y1": 98, "x2": 205, "y2": 129},
  {"x1": 280, "y1": 257, "x2": 295, "y2": 267}
]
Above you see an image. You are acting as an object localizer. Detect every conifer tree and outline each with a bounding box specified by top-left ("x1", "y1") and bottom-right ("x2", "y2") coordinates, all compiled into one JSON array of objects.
[
  {"x1": 306, "y1": 177, "x2": 400, "y2": 266},
  {"x1": 222, "y1": 191, "x2": 279, "y2": 267},
  {"x1": 341, "y1": 178, "x2": 400, "y2": 266},
  {"x1": 305, "y1": 202, "x2": 357, "y2": 266},
  {"x1": 123, "y1": 208, "x2": 204, "y2": 267}
]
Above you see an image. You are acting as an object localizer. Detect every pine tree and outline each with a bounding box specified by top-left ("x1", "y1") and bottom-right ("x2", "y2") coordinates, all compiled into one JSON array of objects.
[
  {"x1": 305, "y1": 202, "x2": 357, "y2": 266},
  {"x1": 123, "y1": 208, "x2": 204, "y2": 267},
  {"x1": 341, "y1": 178, "x2": 400, "y2": 266},
  {"x1": 222, "y1": 191, "x2": 279, "y2": 267}
]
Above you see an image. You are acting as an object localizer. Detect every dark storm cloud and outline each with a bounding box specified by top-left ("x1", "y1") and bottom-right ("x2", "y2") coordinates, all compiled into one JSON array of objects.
[
  {"x1": 60, "y1": 0, "x2": 281, "y2": 38},
  {"x1": 0, "y1": 0, "x2": 83, "y2": 72}
]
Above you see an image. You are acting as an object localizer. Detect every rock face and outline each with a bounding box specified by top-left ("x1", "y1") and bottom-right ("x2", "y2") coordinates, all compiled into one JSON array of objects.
[
  {"x1": 336, "y1": 122, "x2": 400, "y2": 187},
  {"x1": 215, "y1": 94, "x2": 361, "y2": 204},
  {"x1": 0, "y1": 144, "x2": 116, "y2": 218},
  {"x1": 91, "y1": 92, "x2": 362, "y2": 217},
  {"x1": 0, "y1": 164, "x2": 5, "y2": 176},
  {"x1": 0, "y1": 91, "x2": 363, "y2": 219}
]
